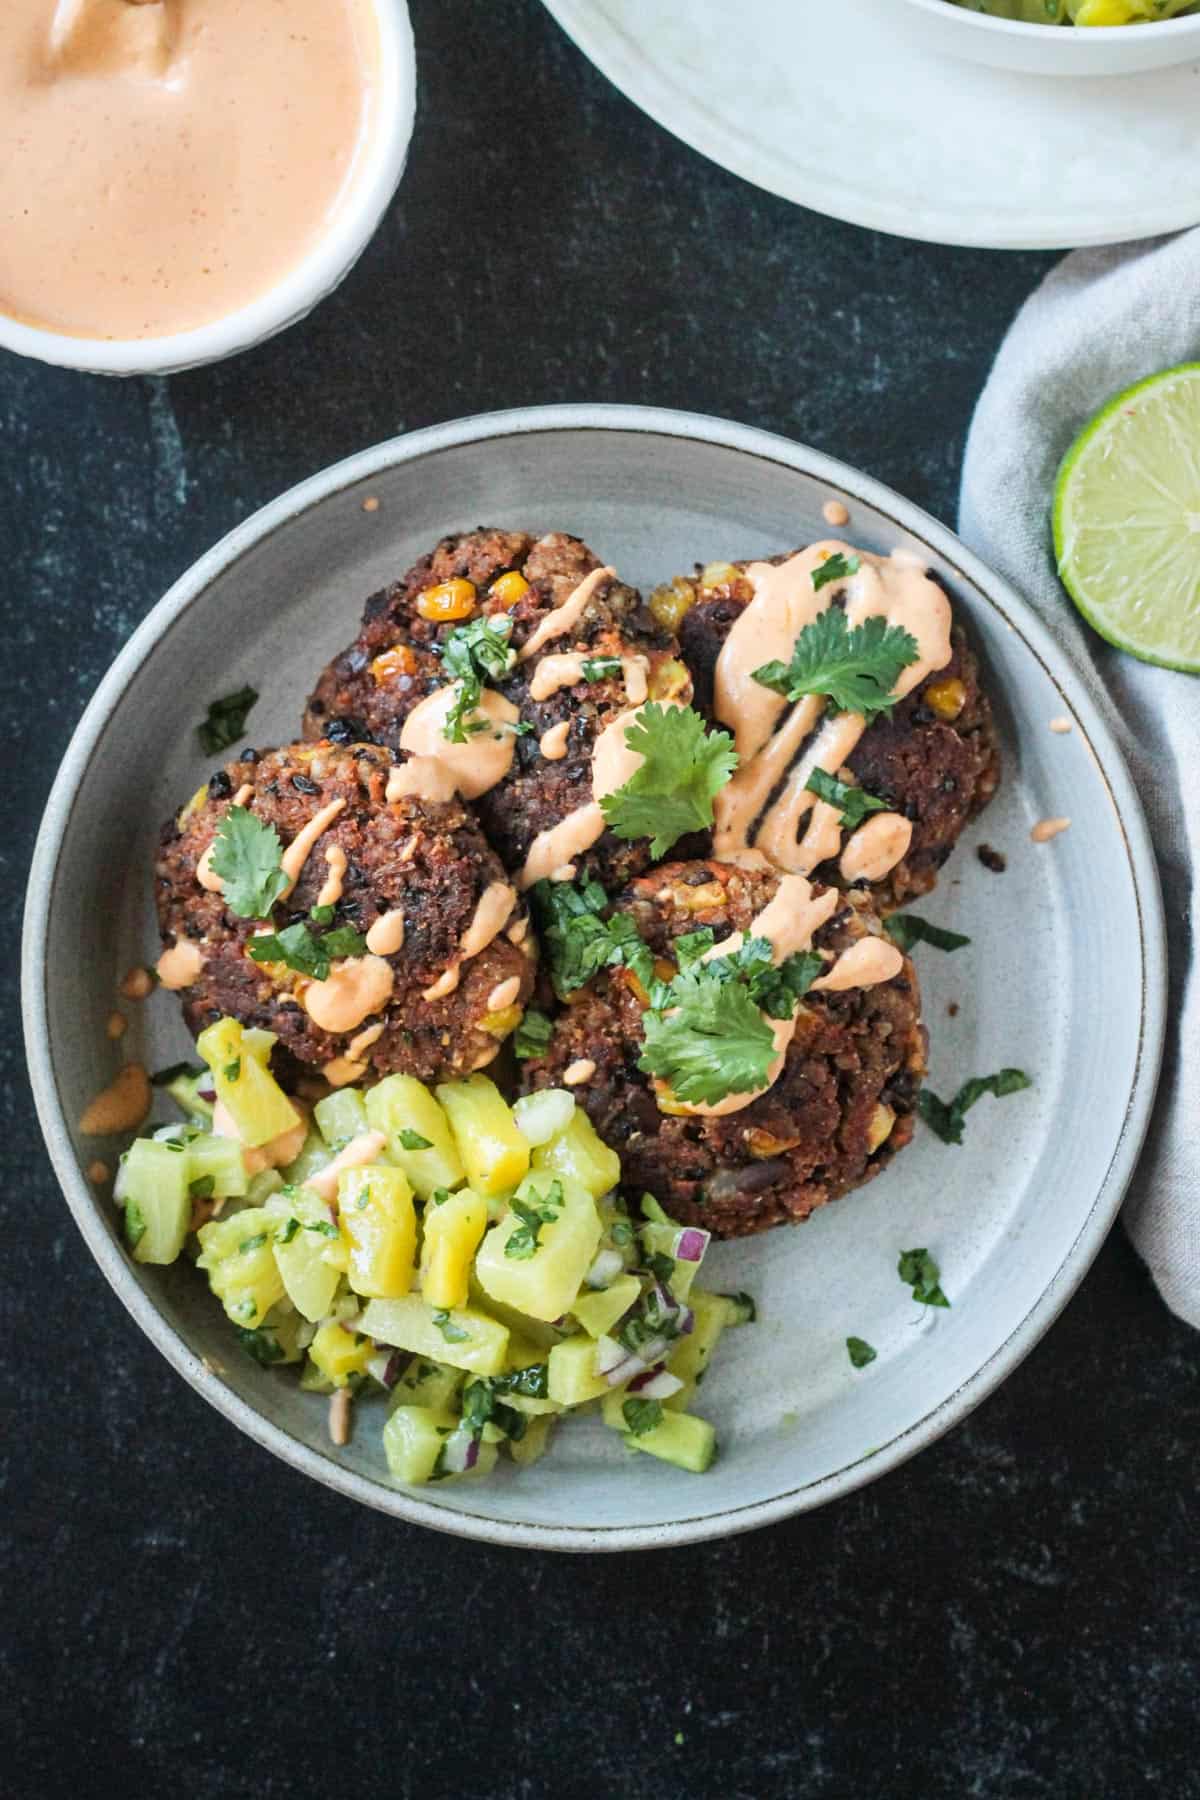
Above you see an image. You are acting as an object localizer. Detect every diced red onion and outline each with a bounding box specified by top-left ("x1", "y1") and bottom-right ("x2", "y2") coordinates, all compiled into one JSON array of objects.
[
  {"x1": 674, "y1": 1227, "x2": 709, "y2": 1263},
  {"x1": 197, "y1": 1078, "x2": 217, "y2": 1102},
  {"x1": 439, "y1": 1428, "x2": 479, "y2": 1474},
  {"x1": 602, "y1": 1353, "x2": 647, "y2": 1389},
  {"x1": 366, "y1": 1349, "x2": 408, "y2": 1389},
  {"x1": 585, "y1": 1249, "x2": 625, "y2": 1290},
  {"x1": 628, "y1": 1366, "x2": 684, "y2": 1400},
  {"x1": 594, "y1": 1335, "x2": 629, "y2": 1376}
]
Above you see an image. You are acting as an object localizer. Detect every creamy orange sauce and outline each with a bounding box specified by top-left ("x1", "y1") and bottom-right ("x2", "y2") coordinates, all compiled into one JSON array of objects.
[
  {"x1": 811, "y1": 937, "x2": 904, "y2": 992},
  {"x1": 538, "y1": 720, "x2": 571, "y2": 761},
  {"x1": 119, "y1": 965, "x2": 154, "y2": 1000},
  {"x1": 422, "y1": 964, "x2": 461, "y2": 1003},
  {"x1": 80, "y1": 1061, "x2": 151, "y2": 1135},
  {"x1": 398, "y1": 687, "x2": 520, "y2": 800},
  {"x1": 487, "y1": 976, "x2": 522, "y2": 1012},
  {"x1": 712, "y1": 543, "x2": 951, "y2": 877},
  {"x1": 281, "y1": 798, "x2": 346, "y2": 898},
  {"x1": 1049, "y1": 717, "x2": 1073, "y2": 735},
  {"x1": 529, "y1": 652, "x2": 649, "y2": 705},
  {"x1": 461, "y1": 882, "x2": 518, "y2": 958},
  {"x1": 365, "y1": 908, "x2": 405, "y2": 956},
  {"x1": 196, "y1": 783, "x2": 254, "y2": 892},
  {"x1": 823, "y1": 499, "x2": 851, "y2": 527},
  {"x1": 303, "y1": 953, "x2": 393, "y2": 1034},
  {"x1": 671, "y1": 1014, "x2": 797, "y2": 1121},
  {"x1": 87, "y1": 1159, "x2": 111, "y2": 1184},
  {"x1": 1031, "y1": 817, "x2": 1071, "y2": 843},
  {"x1": 156, "y1": 936, "x2": 205, "y2": 990},
  {"x1": 0, "y1": 0, "x2": 378, "y2": 341},
  {"x1": 317, "y1": 846, "x2": 348, "y2": 910},
  {"x1": 839, "y1": 812, "x2": 913, "y2": 885},
  {"x1": 105, "y1": 1011, "x2": 127, "y2": 1041},
  {"x1": 213, "y1": 1096, "x2": 308, "y2": 1175},
  {"x1": 507, "y1": 915, "x2": 529, "y2": 944},
  {"x1": 518, "y1": 566, "x2": 615, "y2": 663},
  {"x1": 324, "y1": 1020, "x2": 385, "y2": 1087},
  {"x1": 308, "y1": 1130, "x2": 388, "y2": 1203},
  {"x1": 563, "y1": 1058, "x2": 596, "y2": 1086},
  {"x1": 386, "y1": 755, "x2": 460, "y2": 805}
]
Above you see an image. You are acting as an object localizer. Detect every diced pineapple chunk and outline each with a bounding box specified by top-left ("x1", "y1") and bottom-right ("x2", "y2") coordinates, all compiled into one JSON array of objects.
[
  {"x1": 339, "y1": 1165, "x2": 416, "y2": 1299},
  {"x1": 308, "y1": 1320, "x2": 374, "y2": 1387},
  {"x1": 624, "y1": 1409, "x2": 716, "y2": 1473},
  {"x1": 547, "y1": 1335, "x2": 611, "y2": 1406},
  {"x1": 664, "y1": 1288, "x2": 731, "y2": 1410},
  {"x1": 436, "y1": 1075, "x2": 530, "y2": 1197},
  {"x1": 419, "y1": 1187, "x2": 487, "y2": 1310},
  {"x1": 359, "y1": 1295, "x2": 510, "y2": 1376},
  {"x1": 571, "y1": 1273, "x2": 641, "y2": 1340},
  {"x1": 532, "y1": 1108, "x2": 620, "y2": 1199},
  {"x1": 366, "y1": 1075, "x2": 465, "y2": 1198},
  {"x1": 269, "y1": 1190, "x2": 342, "y2": 1321},
  {"x1": 196, "y1": 1206, "x2": 286, "y2": 1327},
  {"x1": 196, "y1": 1018, "x2": 300, "y2": 1149},
  {"x1": 475, "y1": 1172, "x2": 602, "y2": 1323},
  {"x1": 382, "y1": 1407, "x2": 499, "y2": 1484},
  {"x1": 117, "y1": 1138, "x2": 191, "y2": 1267},
  {"x1": 314, "y1": 1087, "x2": 369, "y2": 1150},
  {"x1": 390, "y1": 1358, "x2": 464, "y2": 1413},
  {"x1": 508, "y1": 1413, "x2": 555, "y2": 1467}
]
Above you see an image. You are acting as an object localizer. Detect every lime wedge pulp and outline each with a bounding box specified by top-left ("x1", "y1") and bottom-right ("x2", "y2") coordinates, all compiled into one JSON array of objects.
[{"x1": 1053, "y1": 363, "x2": 1200, "y2": 673}]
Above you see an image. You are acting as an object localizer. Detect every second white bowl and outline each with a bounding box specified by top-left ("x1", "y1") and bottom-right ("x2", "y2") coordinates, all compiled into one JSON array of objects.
[{"x1": 896, "y1": 0, "x2": 1200, "y2": 74}]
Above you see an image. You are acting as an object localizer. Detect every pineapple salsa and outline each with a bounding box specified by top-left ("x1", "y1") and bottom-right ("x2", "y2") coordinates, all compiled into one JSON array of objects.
[{"x1": 118, "y1": 1016, "x2": 754, "y2": 1483}]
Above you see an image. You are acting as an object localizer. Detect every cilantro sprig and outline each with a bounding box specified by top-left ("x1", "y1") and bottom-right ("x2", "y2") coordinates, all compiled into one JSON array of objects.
[
  {"x1": 531, "y1": 877, "x2": 655, "y2": 999},
  {"x1": 504, "y1": 1183, "x2": 563, "y2": 1260},
  {"x1": 209, "y1": 807, "x2": 289, "y2": 919},
  {"x1": 846, "y1": 1336, "x2": 877, "y2": 1369},
  {"x1": 753, "y1": 609, "x2": 920, "y2": 721},
  {"x1": 898, "y1": 1247, "x2": 950, "y2": 1309},
  {"x1": 582, "y1": 656, "x2": 622, "y2": 682},
  {"x1": 599, "y1": 704, "x2": 738, "y2": 859},
  {"x1": 622, "y1": 1397, "x2": 664, "y2": 1436},
  {"x1": 513, "y1": 1008, "x2": 555, "y2": 1059},
  {"x1": 197, "y1": 685, "x2": 258, "y2": 756},
  {"x1": 440, "y1": 614, "x2": 516, "y2": 744},
  {"x1": 885, "y1": 914, "x2": 971, "y2": 954},
  {"x1": 918, "y1": 1068, "x2": 1031, "y2": 1145},
  {"x1": 811, "y1": 552, "x2": 860, "y2": 593},
  {"x1": 805, "y1": 768, "x2": 889, "y2": 831},
  {"x1": 247, "y1": 921, "x2": 368, "y2": 981}
]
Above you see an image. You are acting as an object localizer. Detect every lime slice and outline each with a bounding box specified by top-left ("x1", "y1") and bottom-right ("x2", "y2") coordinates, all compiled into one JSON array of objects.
[{"x1": 1053, "y1": 363, "x2": 1200, "y2": 673}]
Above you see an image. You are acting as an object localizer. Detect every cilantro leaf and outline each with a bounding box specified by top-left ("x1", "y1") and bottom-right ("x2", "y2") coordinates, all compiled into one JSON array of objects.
[
  {"x1": 246, "y1": 921, "x2": 368, "y2": 981},
  {"x1": 531, "y1": 877, "x2": 655, "y2": 998},
  {"x1": 712, "y1": 935, "x2": 823, "y2": 1021},
  {"x1": 674, "y1": 929, "x2": 715, "y2": 971},
  {"x1": 309, "y1": 903, "x2": 336, "y2": 925},
  {"x1": 210, "y1": 807, "x2": 288, "y2": 919},
  {"x1": 752, "y1": 609, "x2": 920, "y2": 720},
  {"x1": 398, "y1": 1128, "x2": 432, "y2": 1151},
  {"x1": 918, "y1": 1068, "x2": 1031, "y2": 1145},
  {"x1": 639, "y1": 968, "x2": 777, "y2": 1106},
  {"x1": 811, "y1": 552, "x2": 861, "y2": 593},
  {"x1": 124, "y1": 1199, "x2": 146, "y2": 1251},
  {"x1": 846, "y1": 1336, "x2": 877, "y2": 1369},
  {"x1": 898, "y1": 1247, "x2": 950, "y2": 1309},
  {"x1": 150, "y1": 1061, "x2": 203, "y2": 1087},
  {"x1": 582, "y1": 656, "x2": 622, "y2": 682},
  {"x1": 235, "y1": 1325, "x2": 285, "y2": 1367},
  {"x1": 505, "y1": 1184, "x2": 563, "y2": 1259},
  {"x1": 197, "y1": 685, "x2": 258, "y2": 756},
  {"x1": 431, "y1": 1310, "x2": 469, "y2": 1343},
  {"x1": 513, "y1": 1008, "x2": 554, "y2": 1059},
  {"x1": 188, "y1": 1175, "x2": 215, "y2": 1200},
  {"x1": 599, "y1": 704, "x2": 738, "y2": 858},
  {"x1": 805, "y1": 767, "x2": 889, "y2": 831},
  {"x1": 622, "y1": 1397, "x2": 664, "y2": 1436},
  {"x1": 440, "y1": 615, "x2": 516, "y2": 744},
  {"x1": 884, "y1": 914, "x2": 971, "y2": 954}
]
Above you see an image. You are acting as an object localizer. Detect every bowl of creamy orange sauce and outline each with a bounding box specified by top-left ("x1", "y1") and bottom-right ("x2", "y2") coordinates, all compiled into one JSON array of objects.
[{"x1": 0, "y1": 0, "x2": 415, "y2": 373}]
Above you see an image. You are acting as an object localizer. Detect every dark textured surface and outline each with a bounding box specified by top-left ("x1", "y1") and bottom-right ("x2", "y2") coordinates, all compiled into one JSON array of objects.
[{"x1": 3, "y1": 4, "x2": 1197, "y2": 1796}]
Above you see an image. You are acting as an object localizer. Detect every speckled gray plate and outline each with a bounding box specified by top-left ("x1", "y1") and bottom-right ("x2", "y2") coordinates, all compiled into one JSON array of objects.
[{"x1": 22, "y1": 406, "x2": 1166, "y2": 1551}]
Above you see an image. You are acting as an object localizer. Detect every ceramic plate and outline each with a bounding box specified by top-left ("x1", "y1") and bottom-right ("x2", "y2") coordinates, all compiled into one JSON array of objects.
[
  {"x1": 23, "y1": 406, "x2": 1165, "y2": 1551},
  {"x1": 542, "y1": 0, "x2": 1200, "y2": 250}
]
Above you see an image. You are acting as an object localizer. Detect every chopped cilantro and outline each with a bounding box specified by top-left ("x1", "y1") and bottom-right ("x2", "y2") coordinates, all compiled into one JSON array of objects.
[
  {"x1": 188, "y1": 1175, "x2": 215, "y2": 1200},
  {"x1": 721, "y1": 1291, "x2": 757, "y2": 1325},
  {"x1": 582, "y1": 655, "x2": 622, "y2": 682},
  {"x1": 513, "y1": 1008, "x2": 555, "y2": 1060},
  {"x1": 398, "y1": 1128, "x2": 432, "y2": 1151},
  {"x1": 432, "y1": 1310, "x2": 469, "y2": 1344},
  {"x1": 490, "y1": 1363, "x2": 550, "y2": 1400},
  {"x1": 238, "y1": 1231, "x2": 268, "y2": 1254},
  {"x1": 150, "y1": 1060, "x2": 202, "y2": 1087},
  {"x1": 247, "y1": 920, "x2": 368, "y2": 982},
  {"x1": 674, "y1": 928, "x2": 715, "y2": 970},
  {"x1": 309, "y1": 903, "x2": 336, "y2": 926},
  {"x1": 461, "y1": 1377, "x2": 531, "y2": 1443},
  {"x1": 752, "y1": 608, "x2": 920, "y2": 721},
  {"x1": 811, "y1": 551, "x2": 861, "y2": 593},
  {"x1": 531, "y1": 876, "x2": 655, "y2": 998},
  {"x1": 885, "y1": 914, "x2": 971, "y2": 954},
  {"x1": 918, "y1": 1068, "x2": 1031, "y2": 1145},
  {"x1": 197, "y1": 685, "x2": 258, "y2": 756},
  {"x1": 124, "y1": 1199, "x2": 147, "y2": 1251},
  {"x1": 235, "y1": 1326, "x2": 285, "y2": 1367},
  {"x1": 805, "y1": 767, "x2": 889, "y2": 830},
  {"x1": 429, "y1": 1188, "x2": 452, "y2": 1207},
  {"x1": 223, "y1": 1060, "x2": 241, "y2": 1083},
  {"x1": 505, "y1": 1183, "x2": 563, "y2": 1259},
  {"x1": 209, "y1": 807, "x2": 288, "y2": 919},
  {"x1": 276, "y1": 1217, "x2": 301, "y2": 1245},
  {"x1": 440, "y1": 614, "x2": 516, "y2": 744},
  {"x1": 846, "y1": 1336, "x2": 877, "y2": 1368},
  {"x1": 898, "y1": 1247, "x2": 950, "y2": 1309},
  {"x1": 622, "y1": 1397, "x2": 664, "y2": 1436},
  {"x1": 598, "y1": 703, "x2": 738, "y2": 858},
  {"x1": 303, "y1": 1219, "x2": 340, "y2": 1238},
  {"x1": 643, "y1": 1250, "x2": 676, "y2": 1286}
]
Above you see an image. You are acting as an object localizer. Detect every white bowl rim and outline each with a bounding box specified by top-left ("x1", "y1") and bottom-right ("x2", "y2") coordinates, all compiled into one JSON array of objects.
[
  {"x1": 21, "y1": 403, "x2": 1168, "y2": 1552},
  {"x1": 900, "y1": 0, "x2": 1200, "y2": 40},
  {"x1": 0, "y1": 0, "x2": 416, "y2": 376}
]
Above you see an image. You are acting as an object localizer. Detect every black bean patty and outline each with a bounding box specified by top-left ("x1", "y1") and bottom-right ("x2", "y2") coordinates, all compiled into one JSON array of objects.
[
  {"x1": 155, "y1": 742, "x2": 535, "y2": 1087},
  {"x1": 303, "y1": 528, "x2": 693, "y2": 889},
  {"x1": 522, "y1": 859, "x2": 926, "y2": 1239},
  {"x1": 668, "y1": 556, "x2": 1001, "y2": 910}
]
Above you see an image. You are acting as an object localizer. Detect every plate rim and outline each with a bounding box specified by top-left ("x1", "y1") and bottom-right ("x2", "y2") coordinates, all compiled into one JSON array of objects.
[
  {"x1": 540, "y1": 0, "x2": 1200, "y2": 251},
  {"x1": 21, "y1": 403, "x2": 1168, "y2": 1552}
]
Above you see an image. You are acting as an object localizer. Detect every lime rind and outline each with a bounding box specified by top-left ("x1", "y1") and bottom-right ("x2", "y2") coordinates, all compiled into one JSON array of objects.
[{"x1": 1053, "y1": 362, "x2": 1200, "y2": 675}]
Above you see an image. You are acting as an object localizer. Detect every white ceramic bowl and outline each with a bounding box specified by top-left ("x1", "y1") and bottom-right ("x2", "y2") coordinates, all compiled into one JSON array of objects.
[
  {"x1": 896, "y1": 0, "x2": 1200, "y2": 74},
  {"x1": 22, "y1": 406, "x2": 1166, "y2": 1551},
  {"x1": 0, "y1": 0, "x2": 415, "y2": 376}
]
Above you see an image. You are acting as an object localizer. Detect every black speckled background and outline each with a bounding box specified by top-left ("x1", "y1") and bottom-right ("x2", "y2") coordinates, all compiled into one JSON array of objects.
[{"x1": 4, "y1": 4, "x2": 1198, "y2": 1796}]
